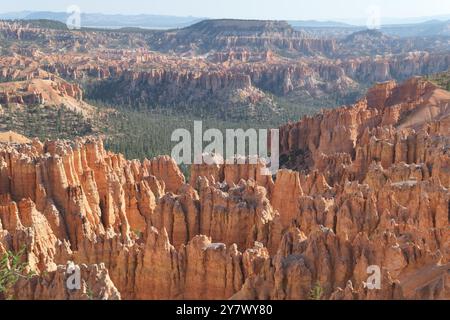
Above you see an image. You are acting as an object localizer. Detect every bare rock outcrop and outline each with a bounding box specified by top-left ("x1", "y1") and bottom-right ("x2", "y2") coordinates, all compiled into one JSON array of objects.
[
  {"x1": 13, "y1": 262, "x2": 121, "y2": 300},
  {"x1": 0, "y1": 78, "x2": 448, "y2": 300}
]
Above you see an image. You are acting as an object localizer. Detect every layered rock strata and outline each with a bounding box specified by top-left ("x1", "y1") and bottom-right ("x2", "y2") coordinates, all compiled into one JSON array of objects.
[{"x1": 0, "y1": 79, "x2": 449, "y2": 300}]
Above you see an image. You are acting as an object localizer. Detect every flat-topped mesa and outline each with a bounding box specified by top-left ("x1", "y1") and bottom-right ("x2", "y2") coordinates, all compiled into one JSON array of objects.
[
  {"x1": 186, "y1": 19, "x2": 297, "y2": 36},
  {"x1": 148, "y1": 19, "x2": 337, "y2": 56}
]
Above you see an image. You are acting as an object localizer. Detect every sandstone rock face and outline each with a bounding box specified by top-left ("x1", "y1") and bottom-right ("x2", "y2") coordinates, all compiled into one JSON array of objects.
[
  {"x1": 0, "y1": 78, "x2": 449, "y2": 300},
  {"x1": 40, "y1": 49, "x2": 450, "y2": 107},
  {"x1": 145, "y1": 20, "x2": 337, "y2": 56},
  {"x1": 0, "y1": 78, "x2": 83, "y2": 105},
  {"x1": 2, "y1": 20, "x2": 450, "y2": 121},
  {"x1": 13, "y1": 263, "x2": 121, "y2": 300}
]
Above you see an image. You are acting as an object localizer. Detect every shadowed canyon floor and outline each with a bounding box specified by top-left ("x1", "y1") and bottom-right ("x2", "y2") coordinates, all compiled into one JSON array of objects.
[{"x1": 0, "y1": 77, "x2": 448, "y2": 300}]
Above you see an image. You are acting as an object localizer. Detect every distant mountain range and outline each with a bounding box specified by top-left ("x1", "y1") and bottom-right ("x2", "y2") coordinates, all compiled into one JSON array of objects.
[
  {"x1": 0, "y1": 11, "x2": 204, "y2": 29},
  {"x1": 294, "y1": 19, "x2": 450, "y2": 38},
  {"x1": 0, "y1": 11, "x2": 360, "y2": 29},
  {"x1": 1, "y1": 11, "x2": 450, "y2": 36}
]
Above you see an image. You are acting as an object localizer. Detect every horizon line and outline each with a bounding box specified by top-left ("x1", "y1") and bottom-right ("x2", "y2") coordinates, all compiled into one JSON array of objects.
[{"x1": 1, "y1": 9, "x2": 450, "y2": 26}]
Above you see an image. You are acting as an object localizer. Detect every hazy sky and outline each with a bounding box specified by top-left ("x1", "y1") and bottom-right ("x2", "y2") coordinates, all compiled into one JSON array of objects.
[{"x1": 2, "y1": 0, "x2": 450, "y2": 21}]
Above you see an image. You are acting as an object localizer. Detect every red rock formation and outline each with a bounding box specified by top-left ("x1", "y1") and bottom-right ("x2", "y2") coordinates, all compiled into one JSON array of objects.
[
  {"x1": 12, "y1": 262, "x2": 121, "y2": 300},
  {"x1": 0, "y1": 78, "x2": 449, "y2": 300},
  {"x1": 2, "y1": 20, "x2": 450, "y2": 112}
]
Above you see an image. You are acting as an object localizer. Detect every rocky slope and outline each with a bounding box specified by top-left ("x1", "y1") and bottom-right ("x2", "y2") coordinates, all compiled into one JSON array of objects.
[
  {"x1": 145, "y1": 19, "x2": 337, "y2": 56},
  {"x1": 0, "y1": 73, "x2": 103, "y2": 140},
  {"x1": 0, "y1": 77, "x2": 448, "y2": 300},
  {"x1": 2, "y1": 20, "x2": 450, "y2": 119},
  {"x1": 0, "y1": 77, "x2": 86, "y2": 111},
  {"x1": 33, "y1": 48, "x2": 450, "y2": 115}
]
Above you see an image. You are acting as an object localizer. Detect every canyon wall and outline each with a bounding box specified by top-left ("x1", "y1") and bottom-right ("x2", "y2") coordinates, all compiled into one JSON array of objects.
[{"x1": 0, "y1": 78, "x2": 448, "y2": 300}]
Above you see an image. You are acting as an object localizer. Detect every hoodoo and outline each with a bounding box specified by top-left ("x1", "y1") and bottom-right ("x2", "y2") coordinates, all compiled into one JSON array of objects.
[{"x1": 0, "y1": 78, "x2": 448, "y2": 300}]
